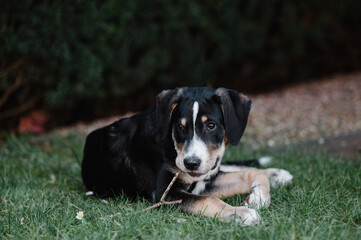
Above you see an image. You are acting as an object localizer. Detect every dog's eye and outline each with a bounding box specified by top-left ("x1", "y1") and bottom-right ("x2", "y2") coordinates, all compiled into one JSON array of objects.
[
  {"x1": 207, "y1": 122, "x2": 216, "y2": 130},
  {"x1": 177, "y1": 124, "x2": 185, "y2": 132}
]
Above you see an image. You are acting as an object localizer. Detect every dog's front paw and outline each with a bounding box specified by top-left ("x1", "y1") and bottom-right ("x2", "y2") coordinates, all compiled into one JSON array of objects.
[
  {"x1": 223, "y1": 207, "x2": 260, "y2": 226},
  {"x1": 265, "y1": 168, "x2": 293, "y2": 188},
  {"x1": 244, "y1": 186, "x2": 270, "y2": 209}
]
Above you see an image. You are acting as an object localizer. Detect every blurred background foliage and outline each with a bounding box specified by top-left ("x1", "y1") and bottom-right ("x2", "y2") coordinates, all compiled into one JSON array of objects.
[{"x1": 1, "y1": 0, "x2": 361, "y2": 130}]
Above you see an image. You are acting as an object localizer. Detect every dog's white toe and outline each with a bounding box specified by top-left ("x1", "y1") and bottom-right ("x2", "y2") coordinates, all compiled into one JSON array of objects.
[
  {"x1": 245, "y1": 187, "x2": 270, "y2": 209},
  {"x1": 227, "y1": 207, "x2": 260, "y2": 226},
  {"x1": 266, "y1": 168, "x2": 293, "y2": 188}
]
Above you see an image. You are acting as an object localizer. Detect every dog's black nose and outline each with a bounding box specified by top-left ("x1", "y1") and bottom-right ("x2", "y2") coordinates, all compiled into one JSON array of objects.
[{"x1": 184, "y1": 157, "x2": 201, "y2": 171}]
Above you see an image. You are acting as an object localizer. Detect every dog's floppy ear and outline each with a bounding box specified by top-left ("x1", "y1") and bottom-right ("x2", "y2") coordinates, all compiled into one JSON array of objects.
[
  {"x1": 156, "y1": 88, "x2": 183, "y2": 139},
  {"x1": 214, "y1": 88, "x2": 252, "y2": 146}
]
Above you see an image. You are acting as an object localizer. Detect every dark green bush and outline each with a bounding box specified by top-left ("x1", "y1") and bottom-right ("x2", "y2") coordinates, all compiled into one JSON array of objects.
[{"x1": 1, "y1": 0, "x2": 361, "y2": 126}]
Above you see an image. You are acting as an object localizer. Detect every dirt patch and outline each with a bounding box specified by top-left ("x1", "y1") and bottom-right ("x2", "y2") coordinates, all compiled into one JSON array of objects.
[
  {"x1": 244, "y1": 72, "x2": 361, "y2": 150},
  {"x1": 56, "y1": 113, "x2": 135, "y2": 137}
]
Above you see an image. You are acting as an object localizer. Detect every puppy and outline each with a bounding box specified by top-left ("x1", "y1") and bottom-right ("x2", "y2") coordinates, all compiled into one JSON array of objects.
[{"x1": 82, "y1": 87, "x2": 293, "y2": 225}]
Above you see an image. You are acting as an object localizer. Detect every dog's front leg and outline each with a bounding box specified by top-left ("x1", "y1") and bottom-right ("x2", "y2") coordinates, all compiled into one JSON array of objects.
[
  {"x1": 173, "y1": 190, "x2": 260, "y2": 226},
  {"x1": 205, "y1": 170, "x2": 271, "y2": 209}
]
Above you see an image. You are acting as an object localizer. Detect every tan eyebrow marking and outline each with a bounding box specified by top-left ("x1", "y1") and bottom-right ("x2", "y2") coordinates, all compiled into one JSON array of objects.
[
  {"x1": 201, "y1": 116, "x2": 208, "y2": 123},
  {"x1": 181, "y1": 118, "x2": 187, "y2": 126}
]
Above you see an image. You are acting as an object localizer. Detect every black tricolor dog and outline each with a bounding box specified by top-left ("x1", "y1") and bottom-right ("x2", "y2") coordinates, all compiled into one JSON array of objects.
[{"x1": 82, "y1": 87, "x2": 293, "y2": 225}]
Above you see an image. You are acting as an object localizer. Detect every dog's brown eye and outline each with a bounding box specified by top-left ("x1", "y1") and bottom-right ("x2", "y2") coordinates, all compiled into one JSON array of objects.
[
  {"x1": 177, "y1": 124, "x2": 184, "y2": 131},
  {"x1": 207, "y1": 122, "x2": 216, "y2": 130}
]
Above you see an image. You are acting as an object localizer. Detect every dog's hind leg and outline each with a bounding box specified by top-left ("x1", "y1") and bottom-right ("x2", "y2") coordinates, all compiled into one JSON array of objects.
[
  {"x1": 220, "y1": 159, "x2": 293, "y2": 188},
  {"x1": 220, "y1": 156, "x2": 273, "y2": 169},
  {"x1": 257, "y1": 168, "x2": 293, "y2": 188}
]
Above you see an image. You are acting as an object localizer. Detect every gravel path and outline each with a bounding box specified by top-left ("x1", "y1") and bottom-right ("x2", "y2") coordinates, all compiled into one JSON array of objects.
[
  {"x1": 58, "y1": 72, "x2": 361, "y2": 157},
  {"x1": 244, "y1": 72, "x2": 361, "y2": 149}
]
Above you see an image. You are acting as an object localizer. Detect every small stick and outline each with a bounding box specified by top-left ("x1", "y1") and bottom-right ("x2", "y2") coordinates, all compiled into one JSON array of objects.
[{"x1": 141, "y1": 170, "x2": 182, "y2": 212}]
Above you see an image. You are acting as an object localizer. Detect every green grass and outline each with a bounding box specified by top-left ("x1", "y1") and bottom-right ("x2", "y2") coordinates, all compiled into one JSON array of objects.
[{"x1": 1, "y1": 133, "x2": 360, "y2": 239}]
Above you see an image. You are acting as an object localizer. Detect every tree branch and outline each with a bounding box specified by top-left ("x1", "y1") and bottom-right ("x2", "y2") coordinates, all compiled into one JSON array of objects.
[
  {"x1": 141, "y1": 170, "x2": 182, "y2": 212},
  {"x1": 0, "y1": 74, "x2": 22, "y2": 109},
  {"x1": 99, "y1": 170, "x2": 183, "y2": 220},
  {"x1": 0, "y1": 59, "x2": 24, "y2": 78},
  {"x1": 0, "y1": 93, "x2": 41, "y2": 120}
]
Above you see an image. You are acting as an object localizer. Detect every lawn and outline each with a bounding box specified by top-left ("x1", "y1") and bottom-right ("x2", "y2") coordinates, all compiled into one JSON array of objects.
[{"x1": 1, "y1": 133, "x2": 360, "y2": 239}]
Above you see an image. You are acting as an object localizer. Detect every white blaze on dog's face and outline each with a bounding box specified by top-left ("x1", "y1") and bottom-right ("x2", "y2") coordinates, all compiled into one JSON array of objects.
[{"x1": 172, "y1": 100, "x2": 226, "y2": 181}]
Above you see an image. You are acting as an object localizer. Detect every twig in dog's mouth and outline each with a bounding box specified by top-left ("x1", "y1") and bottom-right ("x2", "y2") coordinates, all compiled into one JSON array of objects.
[{"x1": 141, "y1": 170, "x2": 182, "y2": 212}]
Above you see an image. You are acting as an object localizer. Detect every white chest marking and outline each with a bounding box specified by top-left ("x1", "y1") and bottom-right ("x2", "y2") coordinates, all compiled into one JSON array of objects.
[{"x1": 191, "y1": 180, "x2": 206, "y2": 194}]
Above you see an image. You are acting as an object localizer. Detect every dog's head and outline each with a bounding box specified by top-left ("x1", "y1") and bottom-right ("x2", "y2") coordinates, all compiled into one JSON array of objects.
[{"x1": 156, "y1": 87, "x2": 252, "y2": 181}]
